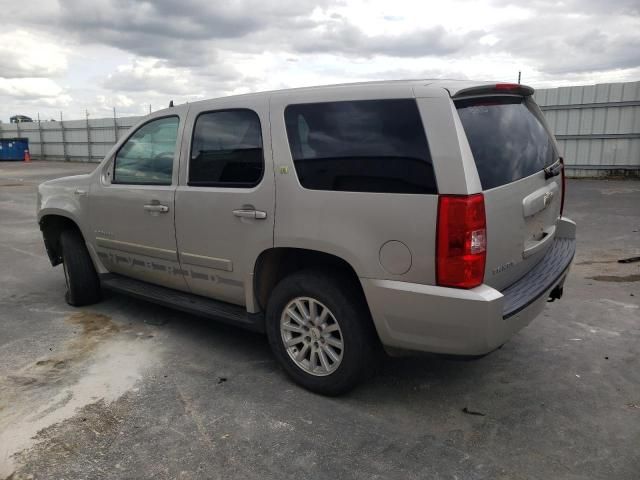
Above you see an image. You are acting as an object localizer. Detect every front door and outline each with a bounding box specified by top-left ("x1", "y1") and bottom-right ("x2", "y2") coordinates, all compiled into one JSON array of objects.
[
  {"x1": 89, "y1": 109, "x2": 189, "y2": 291},
  {"x1": 174, "y1": 98, "x2": 275, "y2": 307}
]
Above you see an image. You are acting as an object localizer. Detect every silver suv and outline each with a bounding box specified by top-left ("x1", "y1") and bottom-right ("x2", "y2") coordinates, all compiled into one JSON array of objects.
[{"x1": 37, "y1": 80, "x2": 576, "y2": 395}]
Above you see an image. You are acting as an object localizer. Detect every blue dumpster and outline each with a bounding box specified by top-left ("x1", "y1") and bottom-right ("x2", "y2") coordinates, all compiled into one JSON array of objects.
[{"x1": 0, "y1": 138, "x2": 29, "y2": 161}]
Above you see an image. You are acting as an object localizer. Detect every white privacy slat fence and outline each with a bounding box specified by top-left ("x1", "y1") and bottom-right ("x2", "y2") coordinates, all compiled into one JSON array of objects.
[
  {"x1": 0, "y1": 114, "x2": 142, "y2": 162},
  {"x1": 534, "y1": 81, "x2": 640, "y2": 176},
  {"x1": 1, "y1": 80, "x2": 639, "y2": 176}
]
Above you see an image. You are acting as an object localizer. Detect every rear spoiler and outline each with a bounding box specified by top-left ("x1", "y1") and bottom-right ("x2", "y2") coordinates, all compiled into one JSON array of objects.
[{"x1": 451, "y1": 83, "x2": 535, "y2": 99}]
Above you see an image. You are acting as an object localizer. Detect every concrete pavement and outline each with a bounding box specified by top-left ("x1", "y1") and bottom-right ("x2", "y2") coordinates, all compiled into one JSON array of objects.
[{"x1": 1, "y1": 161, "x2": 638, "y2": 479}]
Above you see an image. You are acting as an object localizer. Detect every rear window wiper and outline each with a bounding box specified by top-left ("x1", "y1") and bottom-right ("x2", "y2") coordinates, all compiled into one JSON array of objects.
[{"x1": 544, "y1": 159, "x2": 562, "y2": 179}]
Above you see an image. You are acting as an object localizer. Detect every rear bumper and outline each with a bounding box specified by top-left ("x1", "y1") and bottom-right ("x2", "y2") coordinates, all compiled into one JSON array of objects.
[{"x1": 361, "y1": 217, "x2": 576, "y2": 356}]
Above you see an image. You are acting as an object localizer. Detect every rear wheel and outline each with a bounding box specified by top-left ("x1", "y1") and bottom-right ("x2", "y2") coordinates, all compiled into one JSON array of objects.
[
  {"x1": 266, "y1": 270, "x2": 377, "y2": 395},
  {"x1": 60, "y1": 229, "x2": 101, "y2": 306}
]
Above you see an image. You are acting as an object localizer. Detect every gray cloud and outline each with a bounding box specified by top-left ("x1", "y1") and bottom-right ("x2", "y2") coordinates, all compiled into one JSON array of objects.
[
  {"x1": 490, "y1": 0, "x2": 640, "y2": 16},
  {"x1": 291, "y1": 20, "x2": 485, "y2": 57},
  {"x1": 7, "y1": 0, "x2": 634, "y2": 78},
  {"x1": 103, "y1": 67, "x2": 191, "y2": 95},
  {"x1": 0, "y1": 32, "x2": 66, "y2": 79},
  {"x1": 56, "y1": 0, "x2": 330, "y2": 40},
  {"x1": 102, "y1": 59, "x2": 240, "y2": 97},
  {"x1": 1, "y1": 0, "x2": 639, "y2": 121},
  {"x1": 492, "y1": 15, "x2": 640, "y2": 74},
  {"x1": 47, "y1": 0, "x2": 337, "y2": 67},
  {"x1": 0, "y1": 59, "x2": 40, "y2": 79},
  {"x1": 9, "y1": 0, "x2": 486, "y2": 65}
]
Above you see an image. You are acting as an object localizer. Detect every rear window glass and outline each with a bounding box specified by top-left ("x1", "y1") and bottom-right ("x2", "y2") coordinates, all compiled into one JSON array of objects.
[
  {"x1": 284, "y1": 99, "x2": 437, "y2": 194},
  {"x1": 456, "y1": 97, "x2": 557, "y2": 190},
  {"x1": 189, "y1": 109, "x2": 263, "y2": 187}
]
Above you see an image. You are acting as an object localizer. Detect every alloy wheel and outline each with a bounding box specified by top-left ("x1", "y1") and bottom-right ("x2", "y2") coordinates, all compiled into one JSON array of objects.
[{"x1": 280, "y1": 297, "x2": 344, "y2": 376}]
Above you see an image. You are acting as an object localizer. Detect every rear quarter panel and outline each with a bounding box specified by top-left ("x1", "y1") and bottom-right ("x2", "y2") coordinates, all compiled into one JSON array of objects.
[{"x1": 269, "y1": 85, "x2": 447, "y2": 284}]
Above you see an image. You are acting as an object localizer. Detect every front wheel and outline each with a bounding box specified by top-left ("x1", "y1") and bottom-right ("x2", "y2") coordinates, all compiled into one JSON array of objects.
[
  {"x1": 266, "y1": 270, "x2": 377, "y2": 395},
  {"x1": 60, "y1": 229, "x2": 101, "y2": 306}
]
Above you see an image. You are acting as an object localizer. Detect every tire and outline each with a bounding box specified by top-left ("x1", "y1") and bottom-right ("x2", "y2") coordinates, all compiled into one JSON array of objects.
[
  {"x1": 266, "y1": 269, "x2": 377, "y2": 396},
  {"x1": 60, "y1": 229, "x2": 101, "y2": 306}
]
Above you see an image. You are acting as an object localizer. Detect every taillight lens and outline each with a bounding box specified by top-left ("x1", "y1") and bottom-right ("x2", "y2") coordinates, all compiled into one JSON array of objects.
[
  {"x1": 436, "y1": 194, "x2": 487, "y2": 289},
  {"x1": 560, "y1": 157, "x2": 566, "y2": 216}
]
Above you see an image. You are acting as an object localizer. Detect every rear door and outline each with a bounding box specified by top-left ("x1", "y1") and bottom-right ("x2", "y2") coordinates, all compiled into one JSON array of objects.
[
  {"x1": 174, "y1": 97, "x2": 274, "y2": 307},
  {"x1": 455, "y1": 94, "x2": 562, "y2": 290}
]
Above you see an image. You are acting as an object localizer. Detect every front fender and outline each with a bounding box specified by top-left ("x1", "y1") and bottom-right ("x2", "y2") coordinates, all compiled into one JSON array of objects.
[
  {"x1": 37, "y1": 174, "x2": 106, "y2": 272},
  {"x1": 37, "y1": 174, "x2": 90, "y2": 226}
]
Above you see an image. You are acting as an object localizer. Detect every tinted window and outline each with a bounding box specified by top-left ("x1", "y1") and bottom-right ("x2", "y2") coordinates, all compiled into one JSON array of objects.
[
  {"x1": 456, "y1": 97, "x2": 557, "y2": 190},
  {"x1": 113, "y1": 116, "x2": 179, "y2": 185},
  {"x1": 189, "y1": 110, "x2": 263, "y2": 187},
  {"x1": 284, "y1": 99, "x2": 437, "y2": 194}
]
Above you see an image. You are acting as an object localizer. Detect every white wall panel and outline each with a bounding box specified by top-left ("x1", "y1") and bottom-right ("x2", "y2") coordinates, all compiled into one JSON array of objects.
[
  {"x1": 535, "y1": 81, "x2": 640, "y2": 173},
  {"x1": 2, "y1": 83, "x2": 638, "y2": 174}
]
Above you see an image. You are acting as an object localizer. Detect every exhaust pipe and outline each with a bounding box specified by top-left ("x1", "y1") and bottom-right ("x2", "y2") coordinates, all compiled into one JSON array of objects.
[{"x1": 547, "y1": 285, "x2": 564, "y2": 302}]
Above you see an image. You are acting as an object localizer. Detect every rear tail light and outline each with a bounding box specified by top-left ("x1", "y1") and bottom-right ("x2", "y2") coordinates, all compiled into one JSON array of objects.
[
  {"x1": 560, "y1": 157, "x2": 566, "y2": 216},
  {"x1": 436, "y1": 194, "x2": 487, "y2": 289}
]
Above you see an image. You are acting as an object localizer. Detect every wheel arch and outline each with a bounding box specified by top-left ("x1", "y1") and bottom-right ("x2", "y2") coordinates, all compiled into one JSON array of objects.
[
  {"x1": 39, "y1": 213, "x2": 83, "y2": 266},
  {"x1": 253, "y1": 247, "x2": 370, "y2": 314}
]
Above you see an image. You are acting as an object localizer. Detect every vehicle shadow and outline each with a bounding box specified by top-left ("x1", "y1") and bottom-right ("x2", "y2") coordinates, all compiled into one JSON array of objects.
[{"x1": 98, "y1": 289, "x2": 512, "y2": 409}]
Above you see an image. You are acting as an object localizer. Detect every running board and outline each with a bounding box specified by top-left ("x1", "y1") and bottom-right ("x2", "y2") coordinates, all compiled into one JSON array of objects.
[{"x1": 100, "y1": 273, "x2": 264, "y2": 332}]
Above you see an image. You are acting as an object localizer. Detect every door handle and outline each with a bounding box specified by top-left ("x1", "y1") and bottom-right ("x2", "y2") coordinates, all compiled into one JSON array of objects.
[
  {"x1": 144, "y1": 204, "x2": 169, "y2": 213},
  {"x1": 74, "y1": 189, "x2": 88, "y2": 197},
  {"x1": 233, "y1": 209, "x2": 267, "y2": 219}
]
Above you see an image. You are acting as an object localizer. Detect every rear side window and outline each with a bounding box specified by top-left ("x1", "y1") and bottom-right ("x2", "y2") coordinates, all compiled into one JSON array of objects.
[
  {"x1": 284, "y1": 99, "x2": 437, "y2": 194},
  {"x1": 456, "y1": 97, "x2": 557, "y2": 190},
  {"x1": 189, "y1": 109, "x2": 263, "y2": 187}
]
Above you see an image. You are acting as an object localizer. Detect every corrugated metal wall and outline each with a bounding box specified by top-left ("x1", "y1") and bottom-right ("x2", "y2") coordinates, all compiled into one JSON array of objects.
[
  {"x1": 534, "y1": 81, "x2": 640, "y2": 176},
  {"x1": 1, "y1": 81, "x2": 639, "y2": 176},
  {"x1": 0, "y1": 115, "x2": 142, "y2": 162}
]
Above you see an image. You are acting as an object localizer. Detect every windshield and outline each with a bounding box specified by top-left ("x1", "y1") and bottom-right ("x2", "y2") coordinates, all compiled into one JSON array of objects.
[{"x1": 456, "y1": 96, "x2": 557, "y2": 190}]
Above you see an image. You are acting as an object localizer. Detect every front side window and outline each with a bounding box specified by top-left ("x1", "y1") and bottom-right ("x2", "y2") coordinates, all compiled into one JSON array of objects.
[
  {"x1": 113, "y1": 116, "x2": 179, "y2": 185},
  {"x1": 189, "y1": 109, "x2": 263, "y2": 187},
  {"x1": 284, "y1": 99, "x2": 437, "y2": 194}
]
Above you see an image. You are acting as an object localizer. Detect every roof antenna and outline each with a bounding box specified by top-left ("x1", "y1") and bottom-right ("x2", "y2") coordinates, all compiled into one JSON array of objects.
[{"x1": 169, "y1": 100, "x2": 174, "y2": 107}]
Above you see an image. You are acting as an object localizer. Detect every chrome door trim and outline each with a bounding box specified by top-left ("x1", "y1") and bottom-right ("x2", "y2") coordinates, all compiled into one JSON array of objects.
[
  {"x1": 180, "y1": 252, "x2": 233, "y2": 272},
  {"x1": 96, "y1": 237, "x2": 177, "y2": 261}
]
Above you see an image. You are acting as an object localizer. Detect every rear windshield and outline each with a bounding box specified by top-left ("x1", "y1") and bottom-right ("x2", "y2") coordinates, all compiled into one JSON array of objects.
[{"x1": 456, "y1": 97, "x2": 557, "y2": 190}]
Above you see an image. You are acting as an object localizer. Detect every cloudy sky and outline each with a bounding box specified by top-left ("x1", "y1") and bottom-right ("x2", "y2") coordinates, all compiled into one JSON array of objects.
[{"x1": 1, "y1": 0, "x2": 639, "y2": 121}]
